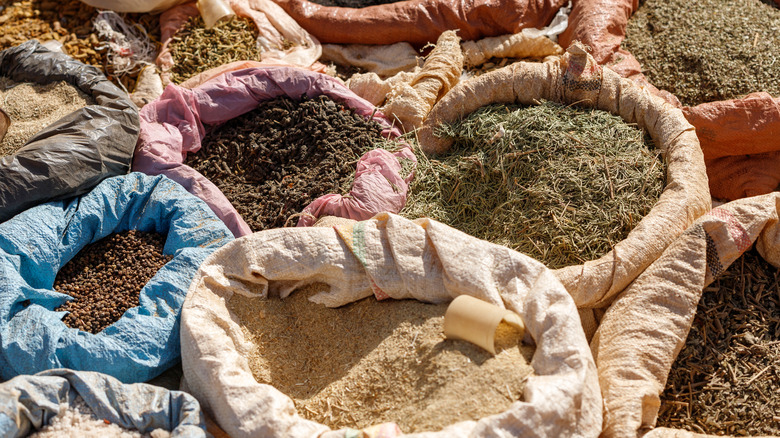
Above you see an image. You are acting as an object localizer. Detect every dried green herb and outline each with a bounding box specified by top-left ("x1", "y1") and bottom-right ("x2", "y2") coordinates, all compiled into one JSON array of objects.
[
  {"x1": 401, "y1": 101, "x2": 664, "y2": 269},
  {"x1": 623, "y1": 0, "x2": 780, "y2": 106}
]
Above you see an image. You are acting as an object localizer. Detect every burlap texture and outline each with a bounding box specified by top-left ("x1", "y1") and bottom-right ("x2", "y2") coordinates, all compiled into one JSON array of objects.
[
  {"x1": 593, "y1": 193, "x2": 780, "y2": 437},
  {"x1": 418, "y1": 43, "x2": 711, "y2": 312},
  {"x1": 382, "y1": 30, "x2": 463, "y2": 133},
  {"x1": 156, "y1": 0, "x2": 321, "y2": 87},
  {"x1": 180, "y1": 213, "x2": 602, "y2": 437}
]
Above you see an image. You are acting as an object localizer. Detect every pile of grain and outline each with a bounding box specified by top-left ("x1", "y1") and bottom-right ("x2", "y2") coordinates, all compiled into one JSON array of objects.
[
  {"x1": 658, "y1": 249, "x2": 780, "y2": 435},
  {"x1": 29, "y1": 397, "x2": 170, "y2": 438},
  {"x1": 623, "y1": 0, "x2": 780, "y2": 106},
  {"x1": 229, "y1": 285, "x2": 534, "y2": 433},
  {"x1": 402, "y1": 101, "x2": 664, "y2": 269},
  {"x1": 0, "y1": 77, "x2": 95, "y2": 156}
]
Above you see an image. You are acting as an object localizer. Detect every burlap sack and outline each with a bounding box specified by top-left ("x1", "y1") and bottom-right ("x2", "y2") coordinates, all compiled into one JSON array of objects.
[
  {"x1": 417, "y1": 43, "x2": 711, "y2": 314},
  {"x1": 592, "y1": 193, "x2": 780, "y2": 437},
  {"x1": 180, "y1": 213, "x2": 602, "y2": 437}
]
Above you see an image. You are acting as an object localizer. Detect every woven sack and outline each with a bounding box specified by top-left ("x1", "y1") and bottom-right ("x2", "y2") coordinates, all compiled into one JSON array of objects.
[
  {"x1": 179, "y1": 213, "x2": 602, "y2": 437},
  {"x1": 417, "y1": 43, "x2": 711, "y2": 323},
  {"x1": 591, "y1": 192, "x2": 780, "y2": 437}
]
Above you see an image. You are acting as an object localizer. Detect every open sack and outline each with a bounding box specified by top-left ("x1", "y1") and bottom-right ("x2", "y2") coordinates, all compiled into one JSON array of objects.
[
  {"x1": 0, "y1": 172, "x2": 233, "y2": 383},
  {"x1": 592, "y1": 192, "x2": 780, "y2": 437},
  {"x1": 0, "y1": 369, "x2": 207, "y2": 437},
  {"x1": 0, "y1": 40, "x2": 139, "y2": 223},
  {"x1": 133, "y1": 66, "x2": 415, "y2": 237},
  {"x1": 417, "y1": 44, "x2": 711, "y2": 333},
  {"x1": 179, "y1": 212, "x2": 601, "y2": 437}
]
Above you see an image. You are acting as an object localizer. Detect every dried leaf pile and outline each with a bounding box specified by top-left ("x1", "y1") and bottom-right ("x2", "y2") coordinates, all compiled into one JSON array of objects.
[
  {"x1": 168, "y1": 15, "x2": 261, "y2": 84},
  {"x1": 658, "y1": 249, "x2": 780, "y2": 435},
  {"x1": 229, "y1": 285, "x2": 534, "y2": 433},
  {"x1": 401, "y1": 101, "x2": 664, "y2": 269},
  {"x1": 623, "y1": 0, "x2": 780, "y2": 106}
]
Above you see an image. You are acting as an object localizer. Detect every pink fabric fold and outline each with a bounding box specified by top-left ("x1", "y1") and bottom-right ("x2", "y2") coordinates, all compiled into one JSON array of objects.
[{"x1": 133, "y1": 66, "x2": 415, "y2": 237}]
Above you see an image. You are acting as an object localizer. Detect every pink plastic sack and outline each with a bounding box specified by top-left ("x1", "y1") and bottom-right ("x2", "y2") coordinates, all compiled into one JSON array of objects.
[{"x1": 133, "y1": 67, "x2": 415, "y2": 237}]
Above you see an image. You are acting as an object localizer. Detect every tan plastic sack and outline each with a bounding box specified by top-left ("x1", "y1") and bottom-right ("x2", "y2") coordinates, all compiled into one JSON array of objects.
[
  {"x1": 592, "y1": 193, "x2": 780, "y2": 437},
  {"x1": 382, "y1": 30, "x2": 463, "y2": 133},
  {"x1": 180, "y1": 213, "x2": 602, "y2": 437},
  {"x1": 417, "y1": 43, "x2": 711, "y2": 312},
  {"x1": 156, "y1": 0, "x2": 321, "y2": 86}
]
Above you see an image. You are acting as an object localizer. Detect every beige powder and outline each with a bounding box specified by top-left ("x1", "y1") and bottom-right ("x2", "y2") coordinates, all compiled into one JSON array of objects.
[
  {"x1": 228, "y1": 284, "x2": 535, "y2": 433},
  {"x1": 0, "y1": 76, "x2": 95, "y2": 156}
]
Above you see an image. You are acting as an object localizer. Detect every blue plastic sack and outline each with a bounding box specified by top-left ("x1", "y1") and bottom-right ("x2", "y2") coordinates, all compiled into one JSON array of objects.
[
  {"x1": 0, "y1": 172, "x2": 234, "y2": 383},
  {"x1": 0, "y1": 369, "x2": 208, "y2": 437}
]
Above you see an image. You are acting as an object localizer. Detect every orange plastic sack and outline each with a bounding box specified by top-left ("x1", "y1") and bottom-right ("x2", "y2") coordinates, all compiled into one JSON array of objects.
[
  {"x1": 271, "y1": 0, "x2": 567, "y2": 46},
  {"x1": 683, "y1": 92, "x2": 780, "y2": 200},
  {"x1": 156, "y1": 0, "x2": 321, "y2": 86}
]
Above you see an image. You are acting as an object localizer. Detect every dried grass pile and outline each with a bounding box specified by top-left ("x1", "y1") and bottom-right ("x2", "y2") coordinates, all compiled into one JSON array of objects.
[{"x1": 402, "y1": 101, "x2": 664, "y2": 269}]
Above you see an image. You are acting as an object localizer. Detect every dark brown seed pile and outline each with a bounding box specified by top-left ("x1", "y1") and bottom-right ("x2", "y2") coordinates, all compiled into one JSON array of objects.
[
  {"x1": 54, "y1": 230, "x2": 172, "y2": 334},
  {"x1": 658, "y1": 249, "x2": 780, "y2": 435},
  {"x1": 185, "y1": 94, "x2": 392, "y2": 231}
]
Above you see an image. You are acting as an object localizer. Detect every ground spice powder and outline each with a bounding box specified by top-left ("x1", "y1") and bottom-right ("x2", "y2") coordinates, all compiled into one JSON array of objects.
[{"x1": 228, "y1": 285, "x2": 534, "y2": 433}]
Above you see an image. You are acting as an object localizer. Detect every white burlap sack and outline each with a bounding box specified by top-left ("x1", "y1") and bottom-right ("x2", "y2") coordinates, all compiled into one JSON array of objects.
[
  {"x1": 591, "y1": 193, "x2": 780, "y2": 437},
  {"x1": 418, "y1": 43, "x2": 711, "y2": 327},
  {"x1": 180, "y1": 213, "x2": 601, "y2": 437}
]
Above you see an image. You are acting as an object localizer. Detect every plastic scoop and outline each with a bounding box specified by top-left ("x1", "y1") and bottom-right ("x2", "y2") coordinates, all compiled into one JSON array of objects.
[
  {"x1": 443, "y1": 295, "x2": 525, "y2": 355},
  {"x1": 0, "y1": 108, "x2": 10, "y2": 144},
  {"x1": 197, "y1": 0, "x2": 235, "y2": 29}
]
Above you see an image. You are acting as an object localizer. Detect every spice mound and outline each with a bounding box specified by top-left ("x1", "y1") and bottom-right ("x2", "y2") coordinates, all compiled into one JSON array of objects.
[
  {"x1": 403, "y1": 100, "x2": 664, "y2": 269},
  {"x1": 229, "y1": 285, "x2": 535, "y2": 433},
  {"x1": 658, "y1": 249, "x2": 780, "y2": 436},
  {"x1": 623, "y1": 0, "x2": 780, "y2": 105},
  {"x1": 185, "y1": 94, "x2": 395, "y2": 231},
  {"x1": 29, "y1": 396, "x2": 170, "y2": 438},
  {"x1": 0, "y1": 77, "x2": 95, "y2": 156},
  {"x1": 54, "y1": 230, "x2": 172, "y2": 334},
  {"x1": 168, "y1": 15, "x2": 263, "y2": 85}
]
